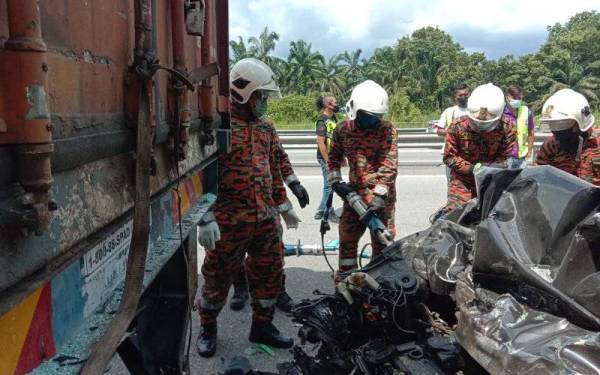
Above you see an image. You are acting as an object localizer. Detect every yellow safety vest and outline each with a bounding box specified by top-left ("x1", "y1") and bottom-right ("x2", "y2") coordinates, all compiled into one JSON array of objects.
[
  {"x1": 516, "y1": 106, "x2": 529, "y2": 158},
  {"x1": 325, "y1": 119, "x2": 337, "y2": 151}
]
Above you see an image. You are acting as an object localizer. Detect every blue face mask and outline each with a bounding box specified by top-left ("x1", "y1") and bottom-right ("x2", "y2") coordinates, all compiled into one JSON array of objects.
[
  {"x1": 509, "y1": 99, "x2": 522, "y2": 109},
  {"x1": 553, "y1": 129, "x2": 580, "y2": 154},
  {"x1": 356, "y1": 111, "x2": 382, "y2": 131}
]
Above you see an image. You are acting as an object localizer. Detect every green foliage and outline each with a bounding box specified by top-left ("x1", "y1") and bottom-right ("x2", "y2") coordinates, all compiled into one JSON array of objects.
[
  {"x1": 387, "y1": 90, "x2": 424, "y2": 123},
  {"x1": 232, "y1": 11, "x2": 600, "y2": 128},
  {"x1": 266, "y1": 94, "x2": 320, "y2": 125}
]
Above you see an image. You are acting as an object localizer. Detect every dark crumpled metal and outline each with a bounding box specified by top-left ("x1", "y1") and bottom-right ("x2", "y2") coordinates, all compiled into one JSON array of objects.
[
  {"x1": 472, "y1": 166, "x2": 600, "y2": 330},
  {"x1": 399, "y1": 166, "x2": 600, "y2": 374},
  {"x1": 456, "y1": 291, "x2": 600, "y2": 375},
  {"x1": 398, "y1": 219, "x2": 473, "y2": 296},
  {"x1": 277, "y1": 166, "x2": 600, "y2": 374}
]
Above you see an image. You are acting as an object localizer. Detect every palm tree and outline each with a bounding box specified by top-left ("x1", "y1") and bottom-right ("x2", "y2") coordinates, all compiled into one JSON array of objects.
[
  {"x1": 319, "y1": 55, "x2": 346, "y2": 97},
  {"x1": 270, "y1": 58, "x2": 294, "y2": 94},
  {"x1": 338, "y1": 49, "x2": 363, "y2": 89},
  {"x1": 363, "y1": 45, "x2": 412, "y2": 94},
  {"x1": 248, "y1": 27, "x2": 280, "y2": 65},
  {"x1": 229, "y1": 36, "x2": 251, "y2": 65},
  {"x1": 532, "y1": 59, "x2": 600, "y2": 110},
  {"x1": 287, "y1": 40, "x2": 326, "y2": 95}
]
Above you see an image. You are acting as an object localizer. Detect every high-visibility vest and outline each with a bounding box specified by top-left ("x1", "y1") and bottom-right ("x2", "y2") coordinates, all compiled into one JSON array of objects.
[
  {"x1": 325, "y1": 119, "x2": 337, "y2": 151},
  {"x1": 516, "y1": 106, "x2": 530, "y2": 158}
]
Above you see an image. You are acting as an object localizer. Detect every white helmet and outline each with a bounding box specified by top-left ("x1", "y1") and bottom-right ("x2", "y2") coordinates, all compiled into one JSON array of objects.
[
  {"x1": 467, "y1": 83, "x2": 505, "y2": 132},
  {"x1": 345, "y1": 80, "x2": 389, "y2": 120},
  {"x1": 541, "y1": 88, "x2": 595, "y2": 132},
  {"x1": 230, "y1": 58, "x2": 281, "y2": 104}
]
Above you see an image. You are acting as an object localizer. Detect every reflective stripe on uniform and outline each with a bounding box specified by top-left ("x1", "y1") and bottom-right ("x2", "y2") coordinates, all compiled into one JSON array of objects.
[
  {"x1": 339, "y1": 258, "x2": 358, "y2": 267},
  {"x1": 253, "y1": 297, "x2": 277, "y2": 308},
  {"x1": 328, "y1": 169, "x2": 342, "y2": 184},
  {"x1": 325, "y1": 119, "x2": 337, "y2": 151}
]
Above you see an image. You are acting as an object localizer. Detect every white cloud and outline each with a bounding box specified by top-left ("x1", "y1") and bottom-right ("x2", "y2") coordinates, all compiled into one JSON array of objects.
[
  {"x1": 408, "y1": 0, "x2": 598, "y2": 33},
  {"x1": 230, "y1": 0, "x2": 600, "y2": 58}
]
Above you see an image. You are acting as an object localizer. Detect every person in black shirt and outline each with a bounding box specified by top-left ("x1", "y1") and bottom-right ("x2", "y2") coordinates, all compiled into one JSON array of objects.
[{"x1": 315, "y1": 95, "x2": 339, "y2": 219}]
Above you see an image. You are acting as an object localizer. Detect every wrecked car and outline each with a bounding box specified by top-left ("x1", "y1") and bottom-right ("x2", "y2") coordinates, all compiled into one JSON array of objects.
[{"x1": 279, "y1": 166, "x2": 600, "y2": 375}]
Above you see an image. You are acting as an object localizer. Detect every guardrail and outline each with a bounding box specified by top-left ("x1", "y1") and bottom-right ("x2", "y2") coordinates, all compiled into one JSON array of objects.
[
  {"x1": 280, "y1": 132, "x2": 551, "y2": 148},
  {"x1": 278, "y1": 128, "x2": 428, "y2": 136}
]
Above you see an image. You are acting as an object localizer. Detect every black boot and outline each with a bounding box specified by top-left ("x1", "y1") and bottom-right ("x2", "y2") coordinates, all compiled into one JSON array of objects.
[
  {"x1": 229, "y1": 283, "x2": 249, "y2": 311},
  {"x1": 196, "y1": 324, "x2": 217, "y2": 358},
  {"x1": 276, "y1": 290, "x2": 295, "y2": 313},
  {"x1": 276, "y1": 276, "x2": 295, "y2": 313},
  {"x1": 249, "y1": 321, "x2": 294, "y2": 349},
  {"x1": 229, "y1": 274, "x2": 249, "y2": 311}
]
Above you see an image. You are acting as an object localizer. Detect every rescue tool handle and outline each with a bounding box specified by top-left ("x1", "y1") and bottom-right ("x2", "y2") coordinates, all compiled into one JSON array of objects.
[{"x1": 346, "y1": 191, "x2": 392, "y2": 246}]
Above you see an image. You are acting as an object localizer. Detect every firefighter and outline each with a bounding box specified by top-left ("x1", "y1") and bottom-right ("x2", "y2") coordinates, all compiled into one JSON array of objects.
[
  {"x1": 328, "y1": 80, "x2": 398, "y2": 275},
  {"x1": 535, "y1": 88, "x2": 599, "y2": 185},
  {"x1": 196, "y1": 58, "x2": 296, "y2": 357},
  {"x1": 229, "y1": 139, "x2": 309, "y2": 314},
  {"x1": 443, "y1": 83, "x2": 516, "y2": 210}
]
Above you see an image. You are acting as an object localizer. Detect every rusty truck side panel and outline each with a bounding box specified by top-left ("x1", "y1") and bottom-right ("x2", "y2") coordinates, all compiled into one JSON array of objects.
[{"x1": 0, "y1": 0, "x2": 229, "y2": 373}]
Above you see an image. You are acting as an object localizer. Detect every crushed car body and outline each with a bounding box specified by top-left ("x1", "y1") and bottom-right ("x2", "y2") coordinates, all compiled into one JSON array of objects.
[{"x1": 278, "y1": 166, "x2": 600, "y2": 375}]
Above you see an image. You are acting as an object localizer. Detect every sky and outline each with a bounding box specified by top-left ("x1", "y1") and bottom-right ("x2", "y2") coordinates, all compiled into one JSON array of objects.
[{"x1": 230, "y1": 0, "x2": 600, "y2": 60}]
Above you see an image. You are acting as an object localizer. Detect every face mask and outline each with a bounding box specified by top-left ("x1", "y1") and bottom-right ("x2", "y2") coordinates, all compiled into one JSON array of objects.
[
  {"x1": 509, "y1": 99, "x2": 522, "y2": 109},
  {"x1": 553, "y1": 129, "x2": 580, "y2": 154},
  {"x1": 251, "y1": 95, "x2": 268, "y2": 118},
  {"x1": 356, "y1": 111, "x2": 381, "y2": 131},
  {"x1": 457, "y1": 98, "x2": 468, "y2": 107},
  {"x1": 470, "y1": 119, "x2": 499, "y2": 133},
  {"x1": 331, "y1": 104, "x2": 340, "y2": 113}
]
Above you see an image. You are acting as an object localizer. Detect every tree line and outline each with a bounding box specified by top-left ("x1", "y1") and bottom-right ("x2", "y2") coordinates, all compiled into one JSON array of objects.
[{"x1": 230, "y1": 11, "x2": 600, "y2": 125}]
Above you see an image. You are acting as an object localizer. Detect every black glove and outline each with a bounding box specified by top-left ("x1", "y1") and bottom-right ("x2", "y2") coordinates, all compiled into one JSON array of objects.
[
  {"x1": 369, "y1": 195, "x2": 386, "y2": 215},
  {"x1": 332, "y1": 182, "x2": 355, "y2": 200},
  {"x1": 289, "y1": 181, "x2": 309, "y2": 208}
]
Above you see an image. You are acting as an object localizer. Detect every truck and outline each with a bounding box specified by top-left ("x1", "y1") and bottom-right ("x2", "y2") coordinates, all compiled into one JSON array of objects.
[{"x1": 0, "y1": 0, "x2": 230, "y2": 373}]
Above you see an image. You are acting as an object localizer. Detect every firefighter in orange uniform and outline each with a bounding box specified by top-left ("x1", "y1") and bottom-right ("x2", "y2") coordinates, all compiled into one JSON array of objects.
[
  {"x1": 195, "y1": 58, "x2": 296, "y2": 357},
  {"x1": 535, "y1": 88, "x2": 599, "y2": 185},
  {"x1": 328, "y1": 80, "x2": 398, "y2": 274},
  {"x1": 443, "y1": 83, "x2": 516, "y2": 210}
]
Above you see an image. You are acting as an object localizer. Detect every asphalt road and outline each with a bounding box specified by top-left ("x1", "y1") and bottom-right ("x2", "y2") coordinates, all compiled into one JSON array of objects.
[{"x1": 108, "y1": 149, "x2": 448, "y2": 374}]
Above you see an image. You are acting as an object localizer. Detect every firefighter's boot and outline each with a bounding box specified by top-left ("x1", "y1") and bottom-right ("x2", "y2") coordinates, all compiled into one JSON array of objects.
[
  {"x1": 248, "y1": 321, "x2": 294, "y2": 349},
  {"x1": 196, "y1": 324, "x2": 217, "y2": 358}
]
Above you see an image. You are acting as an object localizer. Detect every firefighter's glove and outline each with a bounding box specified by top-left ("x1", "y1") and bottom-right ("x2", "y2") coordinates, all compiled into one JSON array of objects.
[
  {"x1": 332, "y1": 182, "x2": 355, "y2": 200},
  {"x1": 198, "y1": 212, "x2": 220, "y2": 251},
  {"x1": 369, "y1": 195, "x2": 386, "y2": 215},
  {"x1": 281, "y1": 208, "x2": 301, "y2": 229},
  {"x1": 289, "y1": 181, "x2": 310, "y2": 208}
]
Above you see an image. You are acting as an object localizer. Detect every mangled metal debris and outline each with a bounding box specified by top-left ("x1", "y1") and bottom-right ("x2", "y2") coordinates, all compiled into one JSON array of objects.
[{"x1": 277, "y1": 166, "x2": 600, "y2": 375}]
